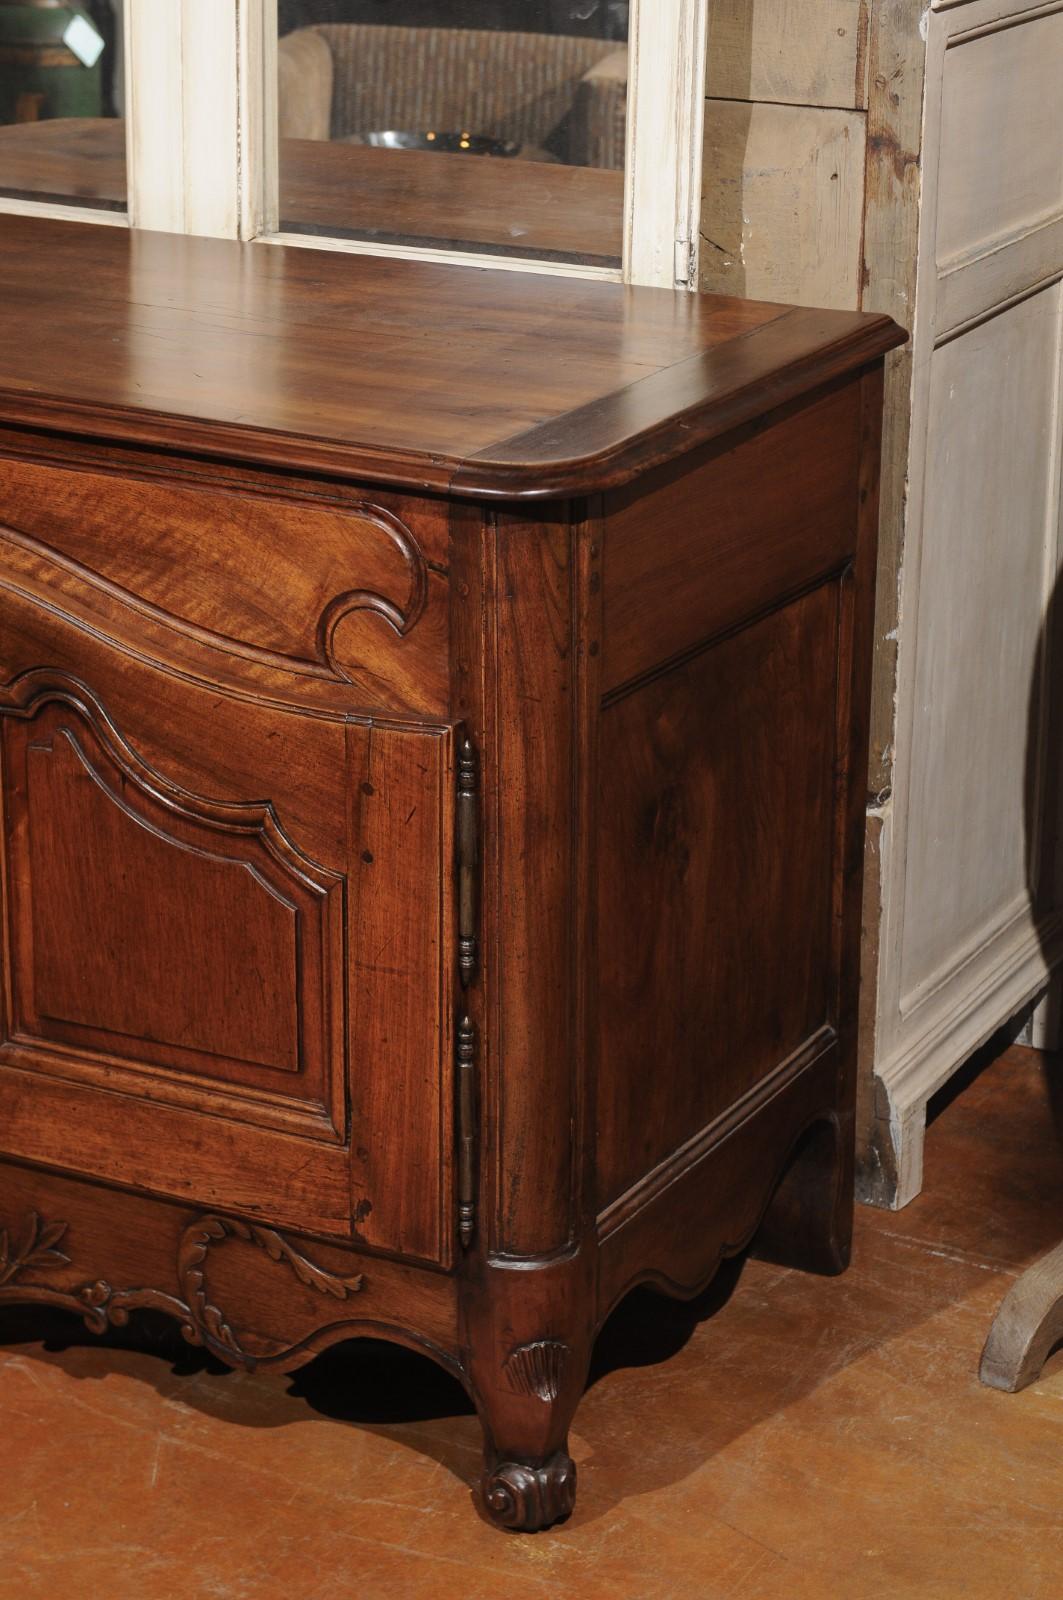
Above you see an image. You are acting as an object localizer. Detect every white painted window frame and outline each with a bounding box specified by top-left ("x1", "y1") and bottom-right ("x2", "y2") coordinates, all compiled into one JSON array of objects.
[
  {"x1": 0, "y1": 0, "x2": 707, "y2": 290},
  {"x1": 623, "y1": 0, "x2": 707, "y2": 289},
  {"x1": 125, "y1": 0, "x2": 272, "y2": 239}
]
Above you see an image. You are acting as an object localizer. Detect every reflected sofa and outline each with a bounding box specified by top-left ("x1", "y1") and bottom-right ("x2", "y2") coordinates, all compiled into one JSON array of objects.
[{"x1": 277, "y1": 24, "x2": 628, "y2": 169}]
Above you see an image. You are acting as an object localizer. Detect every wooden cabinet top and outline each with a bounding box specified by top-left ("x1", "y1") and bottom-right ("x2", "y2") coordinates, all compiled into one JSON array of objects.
[{"x1": 0, "y1": 215, "x2": 903, "y2": 498}]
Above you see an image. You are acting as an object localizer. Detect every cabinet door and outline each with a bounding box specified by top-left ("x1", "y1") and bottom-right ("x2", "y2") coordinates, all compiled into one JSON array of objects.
[{"x1": 0, "y1": 455, "x2": 455, "y2": 1265}]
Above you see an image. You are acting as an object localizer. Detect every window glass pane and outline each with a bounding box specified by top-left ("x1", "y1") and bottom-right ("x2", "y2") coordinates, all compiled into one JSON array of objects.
[
  {"x1": 0, "y1": 1, "x2": 125, "y2": 212},
  {"x1": 275, "y1": 2, "x2": 629, "y2": 266}
]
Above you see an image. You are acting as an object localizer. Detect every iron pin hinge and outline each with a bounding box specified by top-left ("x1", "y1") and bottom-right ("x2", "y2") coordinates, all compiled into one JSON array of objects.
[
  {"x1": 457, "y1": 733, "x2": 479, "y2": 987},
  {"x1": 457, "y1": 1014, "x2": 478, "y2": 1250}
]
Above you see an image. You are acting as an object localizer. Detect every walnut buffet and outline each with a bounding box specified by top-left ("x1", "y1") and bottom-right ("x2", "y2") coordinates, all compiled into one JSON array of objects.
[{"x1": 0, "y1": 217, "x2": 903, "y2": 1531}]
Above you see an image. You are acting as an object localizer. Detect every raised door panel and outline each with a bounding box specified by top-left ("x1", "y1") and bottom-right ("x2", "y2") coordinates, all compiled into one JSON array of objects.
[
  {"x1": 0, "y1": 460, "x2": 456, "y2": 1264},
  {"x1": 0, "y1": 671, "x2": 355, "y2": 1238},
  {"x1": 2, "y1": 692, "x2": 340, "y2": 1106}
]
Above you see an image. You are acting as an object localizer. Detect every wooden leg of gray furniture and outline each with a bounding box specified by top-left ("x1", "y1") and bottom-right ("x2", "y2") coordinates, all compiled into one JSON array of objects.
[{"x1": 980, "y1": 1240, "x2": 1063, "y2": 1391}]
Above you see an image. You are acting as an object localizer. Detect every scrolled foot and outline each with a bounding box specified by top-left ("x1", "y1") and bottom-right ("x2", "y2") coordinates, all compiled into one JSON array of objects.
[{"x1": 482, "y1": 1451, "x2": 576, "y2": 1531}]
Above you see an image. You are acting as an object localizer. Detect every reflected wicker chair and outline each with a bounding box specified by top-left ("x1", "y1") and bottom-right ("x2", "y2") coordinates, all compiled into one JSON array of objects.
[{"x1": 277, "y1": 24, "x2": 628, "y2": 170}]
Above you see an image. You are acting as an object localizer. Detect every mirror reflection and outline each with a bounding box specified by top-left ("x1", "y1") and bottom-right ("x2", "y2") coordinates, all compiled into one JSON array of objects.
[
  {"x1": 277, "y1": 1, "x2": 630, "y2": 265},
  {"x1": 0, "y1": 1, "x2": 125, "y2": 212}
]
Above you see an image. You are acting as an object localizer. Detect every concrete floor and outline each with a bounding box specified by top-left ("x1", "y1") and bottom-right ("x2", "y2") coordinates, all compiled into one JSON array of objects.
[{"x1": 2, "y1": 1044, "x2": 1063, "y2": 1598}]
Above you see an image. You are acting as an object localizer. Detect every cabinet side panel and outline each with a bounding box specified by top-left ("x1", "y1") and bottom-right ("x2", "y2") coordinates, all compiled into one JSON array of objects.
[
  {"x1": 597, "y1": 377, "x2": 878, "y2": 1225},
  {"x1": 596, "y1": 582, "x2": 841, "y2": 1209},
  {"x1": 602, "y1": 384, "x2": 860, "y2": 695}
]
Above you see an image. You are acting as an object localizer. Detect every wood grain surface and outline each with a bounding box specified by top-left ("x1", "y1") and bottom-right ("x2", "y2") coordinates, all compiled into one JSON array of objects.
[
  {"x1": 0, "y1": 210, "x2": 902, "y2": 496},
  {"x1": 597, "y1": 583, "x2": 841, "y2": 1210}
]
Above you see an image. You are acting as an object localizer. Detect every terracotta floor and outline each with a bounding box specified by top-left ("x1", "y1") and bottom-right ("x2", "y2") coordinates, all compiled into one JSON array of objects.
[{"x1": 3, "y1": 1044, "x2": 1063, "y2": 1599}]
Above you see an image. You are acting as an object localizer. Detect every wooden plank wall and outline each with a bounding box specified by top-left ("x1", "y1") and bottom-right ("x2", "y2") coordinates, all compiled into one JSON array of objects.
[
  {"x1": 700, "y1": 0, "x2": 926, "y2": 783},
  {"x1": 701, "y1": 0, "x2": 870, "y2": 311}
]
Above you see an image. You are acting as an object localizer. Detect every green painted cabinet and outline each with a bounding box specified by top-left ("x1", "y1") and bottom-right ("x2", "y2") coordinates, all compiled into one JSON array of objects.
[{"x1": 0, "y1": 4, "x2": 105, "y2": 126}]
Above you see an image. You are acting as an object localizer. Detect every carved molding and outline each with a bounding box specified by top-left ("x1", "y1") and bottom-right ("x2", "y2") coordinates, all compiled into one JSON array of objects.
[
  {"x1": 0, "y1": 671, "x2": 337, "y2": 879},
  {"x1": 0, "y1": 1209, "x2": 365, "y2": 1373},
  {"x1": 314, "y1": 503, "x2": 429, "y2": 682},
  {"x1": 596, "y1": 1027, "x2": 838, "y2": 1243},
  {"x1": 598, "y1": 1105, "x2": 846, "y2": 1322},
  {"x1": 0, "y1": 1210, "x2": 70, "y2": 1287},
  {"x1": 177, "y1": 1215, "x2": 364, "y2": 1362},
  {"x1": 0, "y1": 502, "x2": 429, "y2": 691},
  {"x1": 502, "y1": 1340, "x2": 570, "y2": 1403}
]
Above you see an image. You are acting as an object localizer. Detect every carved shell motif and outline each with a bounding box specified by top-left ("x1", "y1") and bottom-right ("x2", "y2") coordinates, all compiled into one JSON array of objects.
[{"x1": 502, "y1": 1339, "x2": 570, "y2": 1403}]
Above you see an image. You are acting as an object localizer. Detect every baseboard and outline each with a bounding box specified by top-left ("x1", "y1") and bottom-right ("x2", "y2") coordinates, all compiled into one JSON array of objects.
[{"x1": 876, "y1": 913, "x2": 1063, "y2": 1118}]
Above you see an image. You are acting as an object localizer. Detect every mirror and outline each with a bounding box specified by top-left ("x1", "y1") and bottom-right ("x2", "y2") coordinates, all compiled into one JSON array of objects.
[{"x1": 275, "y1": 1, "x2": 629, "y2": 266}]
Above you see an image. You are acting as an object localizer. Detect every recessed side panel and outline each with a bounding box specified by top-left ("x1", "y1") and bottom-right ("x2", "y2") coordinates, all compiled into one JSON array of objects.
[
  {"x1": 0, "y1": 671, "x2": 356, "y2": 1236},
  {"x1": 936, "y1": 10, "x2": 1063, "y2": 271},
  {"x1": 596, "y1": 581, "x2": 842, "y2": 1212}
]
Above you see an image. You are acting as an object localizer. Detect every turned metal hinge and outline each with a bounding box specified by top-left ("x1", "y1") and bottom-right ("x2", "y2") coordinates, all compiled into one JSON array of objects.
[
  {"x1": 457, "y1": 1014, "x2": 478, "y2": 1250},
  {"x1": 456, "y1": 733, "x2": 479, "y2": 987},
  {"x1": 455, "y1": 733, "x2": 481, "y2": 1249}
]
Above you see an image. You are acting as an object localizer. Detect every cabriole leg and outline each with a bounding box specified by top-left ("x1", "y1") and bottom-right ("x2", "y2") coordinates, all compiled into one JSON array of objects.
[
  {"x1": 463, "y1": 1255, "x2": 593, "y2": 1532},
  {"x1": 477, "y1": 1378, "x2": 581, "y2": 1533}
]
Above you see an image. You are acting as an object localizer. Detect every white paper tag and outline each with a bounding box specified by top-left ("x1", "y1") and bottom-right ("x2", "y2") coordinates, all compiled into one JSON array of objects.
[{"x1": 63, "y1": 14, "x2": 106, "y2": 70}]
